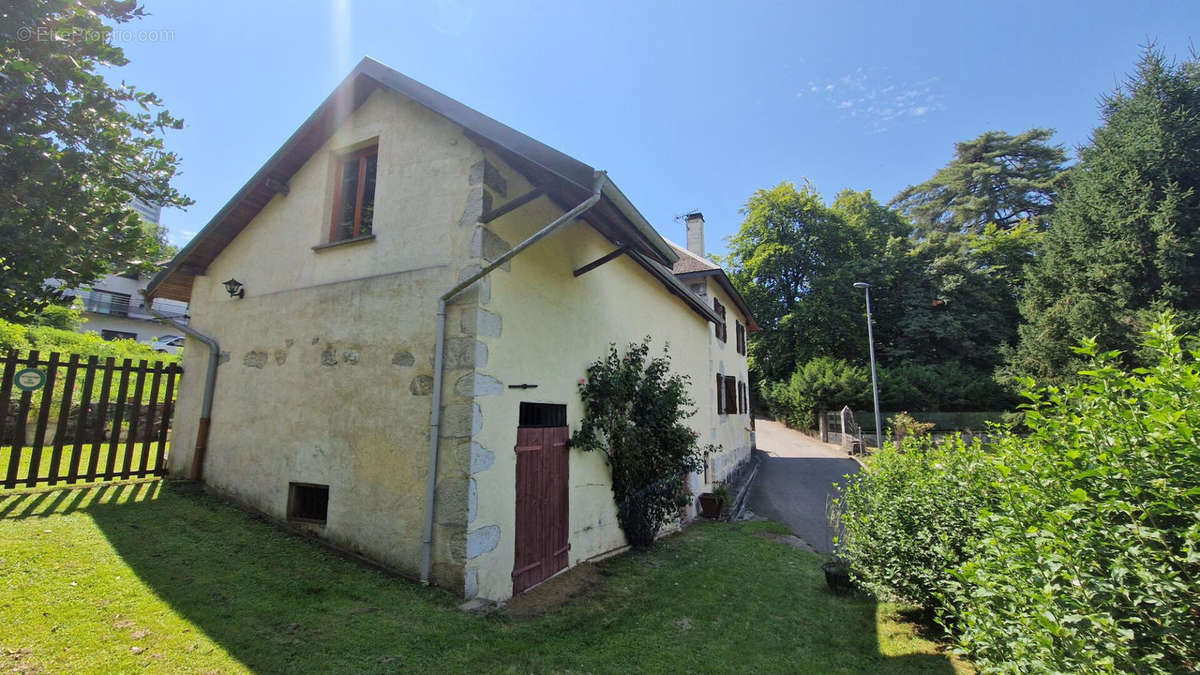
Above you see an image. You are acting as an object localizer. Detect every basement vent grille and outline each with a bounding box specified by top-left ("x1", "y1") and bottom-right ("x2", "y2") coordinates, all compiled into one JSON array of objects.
[{"x1": 288, "y1": 482, "x2": 329, "y2": 524}]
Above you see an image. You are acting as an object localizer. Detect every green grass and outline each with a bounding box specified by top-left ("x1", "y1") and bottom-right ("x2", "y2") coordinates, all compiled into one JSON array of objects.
[
  {"x1": 0, "y1": 481, "x2": 970, "y2": 673},
  {"x1": 0, "y1": 443, "x2": 166, "y2": 488}
]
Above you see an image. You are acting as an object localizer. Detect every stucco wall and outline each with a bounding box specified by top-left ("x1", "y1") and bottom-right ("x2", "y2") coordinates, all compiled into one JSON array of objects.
[
  {"x1": 78, "y1": 314, "x2": 163, "y2": 343},
  {"x1": 168, "y1": 88, "x2": 487, "y2": 588},
  {"x1": 702, "y1": 278, "x2": 754, "y2": 484},
  {"x1": 463, "y1": 154, "x2": 753, "y2": 601},
  {"x1": 166, "y1": 86, "x2": 753, "y2": 602}
]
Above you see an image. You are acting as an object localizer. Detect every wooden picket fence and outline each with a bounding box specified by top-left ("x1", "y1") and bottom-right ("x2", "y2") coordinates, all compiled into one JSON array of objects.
[{"x1": 0, "y1": 350, "x2": 182, "y2": 489}]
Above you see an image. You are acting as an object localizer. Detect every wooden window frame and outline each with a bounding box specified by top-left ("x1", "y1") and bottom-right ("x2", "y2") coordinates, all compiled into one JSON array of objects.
[
  {"x1": 328, "y1": 145, "x2": 378, "y2": 243},
  {"x1": 736, "y1": 321, "x2": 746, "y2": 355},
  {"x1": 714, "y1": 299, "x2": 727, "y2": 343}
]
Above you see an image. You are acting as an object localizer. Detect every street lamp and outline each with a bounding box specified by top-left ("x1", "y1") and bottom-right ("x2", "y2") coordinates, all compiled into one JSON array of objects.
[{"x1": 854, "y1": 282, "x2": 883, "y2": 449}]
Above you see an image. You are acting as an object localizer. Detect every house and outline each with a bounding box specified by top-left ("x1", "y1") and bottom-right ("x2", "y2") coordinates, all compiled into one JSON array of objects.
[
  {"x1": 52, "y1": 199, "x2": 190, "y2": 345},
  {"x1": 60, "y1": 271, "x2": 189, "y2": 343},
  {"x1": 147, "y1": 57, "x2": 757, "y2": 602}
]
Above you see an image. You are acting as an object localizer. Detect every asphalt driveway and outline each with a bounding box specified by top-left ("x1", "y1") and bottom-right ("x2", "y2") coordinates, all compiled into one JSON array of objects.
[{"x1": 748, "y1": 418, "x2": 860, "y2": 553}]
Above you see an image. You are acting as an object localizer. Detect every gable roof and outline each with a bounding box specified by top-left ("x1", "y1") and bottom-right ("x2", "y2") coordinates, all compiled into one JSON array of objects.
[
  {"x1": 147, "y1": 57, "x2": 679, "y2": 301},
  {"x1": 666, "y1": 242, "x2": 760, "y2": 332},
  {"x1": 668, "y1": 241, "x2": 721, "y2": 275}
]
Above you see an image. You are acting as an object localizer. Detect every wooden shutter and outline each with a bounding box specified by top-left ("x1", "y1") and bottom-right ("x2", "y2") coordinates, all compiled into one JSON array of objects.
[
  {"x1": 716, "y1": 374, "x2": 725, "y2": 414},
  {"x1": 724, "y1": 376, "x2": 737, "y2": 415},
  {"x1": 713, "y1": 299, "x2": 727, "y2": 342}
]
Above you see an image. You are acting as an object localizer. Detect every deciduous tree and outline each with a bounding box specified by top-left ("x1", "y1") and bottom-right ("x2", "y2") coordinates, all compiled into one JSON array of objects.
[{"x1": 0, "y1": 0, "x2": 190, "y2": 320}]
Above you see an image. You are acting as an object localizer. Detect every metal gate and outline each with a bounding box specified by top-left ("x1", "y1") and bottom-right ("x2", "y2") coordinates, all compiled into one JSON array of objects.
[{"x1": 512, "y1": 421, "x2": 569, "y2": 594}]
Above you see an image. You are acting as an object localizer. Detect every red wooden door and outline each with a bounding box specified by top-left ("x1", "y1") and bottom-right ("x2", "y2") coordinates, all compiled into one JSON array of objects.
[{"x1": 513, "y1": 425, "x2": 570, "y2": 594}]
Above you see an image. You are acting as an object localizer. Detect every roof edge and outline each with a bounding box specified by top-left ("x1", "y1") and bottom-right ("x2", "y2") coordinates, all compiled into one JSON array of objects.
[
  {"x1": 626, "y1": 250, "x2": 722, "y2": 325},
  {"x1": 148, "y1": 56, "x2": 682, "y2": 297},
  {"x1": 600, "y1": 180, "x2": 678, "y2": 266},
  {"x1": 675, "y1": 268, "x2": 760, "y2": 331},
  {"x1": 148, "y1": 60, "x2": 378, "y2": 299}
]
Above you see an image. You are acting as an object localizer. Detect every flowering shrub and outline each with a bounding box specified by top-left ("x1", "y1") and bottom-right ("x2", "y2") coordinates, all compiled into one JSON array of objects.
[{"x1": 571, "y1": 339, "x2": 709, "y2": 548}]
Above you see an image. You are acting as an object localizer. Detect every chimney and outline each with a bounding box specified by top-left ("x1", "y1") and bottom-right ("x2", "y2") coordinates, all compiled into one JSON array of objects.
[{"x1": 685, "y1": 211, "x2": 705, "y2": 257}]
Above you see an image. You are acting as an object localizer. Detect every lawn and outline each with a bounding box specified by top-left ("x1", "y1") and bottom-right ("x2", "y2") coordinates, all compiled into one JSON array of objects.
[
  {"x1": 0, "y1": 442, "x2": 166, "y2": 488},
  {"x1": 0, "y1": 481, "x2": 970, "y2": 673}
]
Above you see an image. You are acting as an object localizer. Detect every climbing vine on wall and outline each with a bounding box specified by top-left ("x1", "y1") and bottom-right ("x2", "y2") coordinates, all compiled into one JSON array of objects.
[{"x1": 572, "y1": 338, "x2": 712, "y2": 548}]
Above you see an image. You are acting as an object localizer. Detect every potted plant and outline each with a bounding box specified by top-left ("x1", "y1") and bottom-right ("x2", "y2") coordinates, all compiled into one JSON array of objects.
[
  {"x1": 820, "y1": 558, "x2": 854, "y2": 595},
  {"x1": 698, "y1": 483, "x2": 729, "y2": 519}
]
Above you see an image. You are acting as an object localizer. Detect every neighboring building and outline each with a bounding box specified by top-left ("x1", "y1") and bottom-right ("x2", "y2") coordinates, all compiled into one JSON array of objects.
[
  {"x1": 147, "y1": 57, "x2": 757, "y2": 602},
  {"x1": 61, "y1": 271, "x2": 189, "y2": 343},
  {"x1": 49, "y1": 196, "x2": 189, "y2": 344}
]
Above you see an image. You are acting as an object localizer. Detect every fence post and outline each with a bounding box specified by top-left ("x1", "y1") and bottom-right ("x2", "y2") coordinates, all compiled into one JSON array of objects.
[{"x1": 818, "y1": 412, "x2": 829, "y2": 443}]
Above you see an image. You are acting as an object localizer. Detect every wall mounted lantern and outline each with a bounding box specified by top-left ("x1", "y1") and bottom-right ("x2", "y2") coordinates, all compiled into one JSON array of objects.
[{"x1": 223, "y1": 278, "x2": 245, "y2": 299}]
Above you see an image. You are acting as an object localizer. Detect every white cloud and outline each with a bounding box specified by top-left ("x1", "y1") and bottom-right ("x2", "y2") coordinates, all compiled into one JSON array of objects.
[{"x1": 803, "y1": 70, "x2": 944, "y2": 132}]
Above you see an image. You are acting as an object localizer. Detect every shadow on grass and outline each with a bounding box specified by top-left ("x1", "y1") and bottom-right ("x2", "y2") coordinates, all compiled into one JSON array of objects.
[
  {"x1": 0, "y1": 478, "x2": 160, "y2": 520},
  {"x1": 1, "y1": 482, "x2": 964, "y2": 673}
]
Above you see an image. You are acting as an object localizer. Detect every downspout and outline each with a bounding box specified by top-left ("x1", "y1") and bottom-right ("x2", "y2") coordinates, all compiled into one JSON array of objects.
[
  {"x1": 420, "y1": 170, "x2": 608, "y2": 585},
  {"x1": 144, "y1": 296, "x2": 220, "y2": 480}
]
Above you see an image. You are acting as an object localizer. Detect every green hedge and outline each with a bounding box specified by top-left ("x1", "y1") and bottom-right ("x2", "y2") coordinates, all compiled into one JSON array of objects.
[
  {"x1": 0, "y1": 318, "x2": 178, "y2": 363},
  {"x1": 763, "y1": 357, "x2": 869, "y2": 429},
  {"x1": 851, "y1": 410, "x2": 1009, "y2": 434},
  {"x1": 834, "y1": 317, "x2": 1200, "y2": 673},
  {"x1": 833, "y1": 434, "x2": 998, "y2": 612},
  {"x1": 765, "y1": 358, "x2": 1016, "y2": 432}
]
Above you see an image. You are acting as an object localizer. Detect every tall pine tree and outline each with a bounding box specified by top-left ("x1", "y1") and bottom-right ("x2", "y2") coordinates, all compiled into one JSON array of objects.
[
  {"x1": 1011, "y1": 48, "x2": 1200, "y2": 381},
  {"x1": 891, "y1": 129, "x2": 1067, "y2": 235}
]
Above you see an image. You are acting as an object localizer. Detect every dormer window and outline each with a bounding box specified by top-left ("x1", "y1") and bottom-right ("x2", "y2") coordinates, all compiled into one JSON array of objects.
[{"x1": 329, "y1": 145, "x2": 378, "y2": 242}]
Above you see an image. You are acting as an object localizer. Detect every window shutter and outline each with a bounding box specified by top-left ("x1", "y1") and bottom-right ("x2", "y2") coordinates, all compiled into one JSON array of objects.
[
  {"x1": 716, "y1": 373, "x2": 725, "y2": 414},
  {"x1": 713, "y1": 299, "x2": 728, "y2": 343},
  {"x1": 724, "y1": 376, "x2": 737, "y2": 415}
]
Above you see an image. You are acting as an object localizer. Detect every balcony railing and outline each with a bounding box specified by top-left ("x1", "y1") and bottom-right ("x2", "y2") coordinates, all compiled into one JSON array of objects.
[{"x1": 79, "y1": 290, "x2": 132, "y2": 317}]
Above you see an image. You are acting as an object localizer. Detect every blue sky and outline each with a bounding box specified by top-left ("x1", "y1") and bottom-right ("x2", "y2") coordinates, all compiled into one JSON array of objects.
[{"x1": 111, "y1": 1, "x2": 1199, "y2": 256}]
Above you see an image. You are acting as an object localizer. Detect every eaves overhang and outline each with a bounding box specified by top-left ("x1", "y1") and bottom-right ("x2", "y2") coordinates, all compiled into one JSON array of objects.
[{"x1": 148, "y1": 56, "x2": 678, "y2": 301}]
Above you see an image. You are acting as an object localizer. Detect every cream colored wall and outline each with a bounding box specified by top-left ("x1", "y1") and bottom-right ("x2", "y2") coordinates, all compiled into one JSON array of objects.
[
  {"x1": 463, "y1": 155, "x2": 751, "y2": 601},
  {"x1": 168, "y1": 88, "x2": 487, "y2": 588},
  {"x1": 703, "y1": 279, "x2": 754, "y2": 485},
  {"x1": 166, "y1": 87, "x2": 753, "y2": 602}
]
